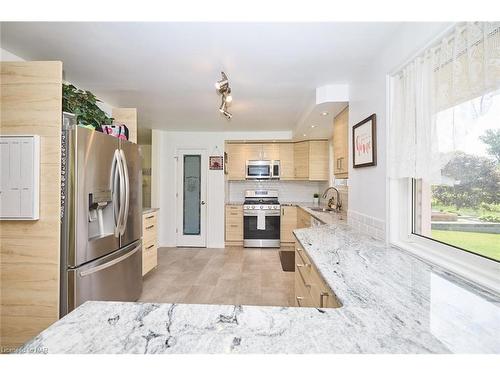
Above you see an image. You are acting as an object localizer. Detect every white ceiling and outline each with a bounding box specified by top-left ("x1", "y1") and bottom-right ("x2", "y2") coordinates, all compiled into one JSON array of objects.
[{"x1": 0, "y1": 22, "x2": 403, "y2": 137}]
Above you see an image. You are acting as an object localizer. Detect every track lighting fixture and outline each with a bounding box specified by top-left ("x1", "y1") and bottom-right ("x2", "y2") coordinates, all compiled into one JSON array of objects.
[{"x1": 215, "y1": 71, "x2": 233, "y2": 120}]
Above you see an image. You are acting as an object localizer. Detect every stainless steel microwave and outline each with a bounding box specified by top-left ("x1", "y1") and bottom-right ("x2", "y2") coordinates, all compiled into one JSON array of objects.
[{"x1": 246, "y1": 160, "x2": 280, "y2": 180}]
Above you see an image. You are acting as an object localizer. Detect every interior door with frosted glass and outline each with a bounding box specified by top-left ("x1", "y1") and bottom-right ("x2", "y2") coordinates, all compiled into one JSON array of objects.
[{"x1": 176, "y1": 149, "x2": 207, "y2": 247}]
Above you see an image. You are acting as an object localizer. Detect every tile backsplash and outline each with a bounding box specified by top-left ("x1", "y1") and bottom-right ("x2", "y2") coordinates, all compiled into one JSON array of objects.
[
  {"x1": 227, "y1": 180, "x2": 329, "y2": 203},
  {"x1": 348, "y1": 210, "x2": 386, "y2": 241}
]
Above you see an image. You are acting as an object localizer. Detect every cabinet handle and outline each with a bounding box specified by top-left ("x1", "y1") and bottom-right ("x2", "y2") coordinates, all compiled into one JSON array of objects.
[
  {"x1": 145, "y1": 215, "x2": 155, "y2": 219},
  {"x1": 230, "y1": 224, "x2": 238, "y2": 228},
  {"x1": 145, "y1": 224, "x2": 155, "y2": 230},
  {"x1": 319, "y1": 292, "x2": 328, "y2": 308},
  {"x1": 146, "y1": 244, "x2": 155, "y2": 250},
  {"x1": 296, "y1": 247, "x2": 302, "y2": 252},
  {"x1": 296, "y1": 263, "x2": 311, "y2": 268},
  {"x1": 282, "y1": 208, "x2": 284, "y2": 215},
  {"x1": 230, "y1": 212, "x2": 238, "y2": 216}
]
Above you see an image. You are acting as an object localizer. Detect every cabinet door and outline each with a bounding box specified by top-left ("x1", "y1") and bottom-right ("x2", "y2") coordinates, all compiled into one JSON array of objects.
[
  {"x1": 0, "y1": 140, "x2": 21, "y2": 217},
  {"x1": 297, "y1": 207, "x2": 311, "y2": 229},
  {"x1": 262, "y1": 143, "x2": 279, "y2": 160},
  {"x1": 293, "y1": 142, "x2": 309, "y2": 179},
  {"x1": 226, "y1": 144, "x2": 246, "y2": 180},
  {"x1": 280, "y1": 206, "x2": 297, "y2": 243},
  {"x1": 308, "y1": 140, "x2": 329, "y2": 181},
  {"x1": 333, "y1": 106, "x2": 349, "y2": 178},
  {"x1": 246, "y1": 144, "x2": 263, "y2": 160},
  {"x1": 278, "y1": 143, "x2": 294, "y2": 180}
]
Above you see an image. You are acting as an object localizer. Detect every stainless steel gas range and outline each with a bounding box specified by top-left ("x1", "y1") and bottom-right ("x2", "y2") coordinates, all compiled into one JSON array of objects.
[{"x1": 243, "y1": 190, "x2": 280, "y2": 248}]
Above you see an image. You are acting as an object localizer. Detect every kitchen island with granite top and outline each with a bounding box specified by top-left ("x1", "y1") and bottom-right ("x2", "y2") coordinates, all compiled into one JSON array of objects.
[{"x1": 18, "y1": 212, "x2": 500, "y2": 354}]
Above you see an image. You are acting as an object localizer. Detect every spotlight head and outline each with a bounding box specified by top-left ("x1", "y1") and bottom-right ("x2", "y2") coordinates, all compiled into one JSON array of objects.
[
  {"x1": 215, "y1": 79, "x2": 228, "y2": 91},
  {"x1": 222, "y1": 110, "x2": 232, "y2": 120},
  {"x1": 219, "y1": 98, "x2": 227, "y2": 113},
  {"x1": 215, "y1": 71, "x2": 229, "y2": 92}
]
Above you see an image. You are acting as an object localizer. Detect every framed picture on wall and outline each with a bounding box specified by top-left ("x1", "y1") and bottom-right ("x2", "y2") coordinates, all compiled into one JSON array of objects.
[
  {"x1": 209, "y1": 155, "x2": 224, "y2": 170},
  {"x1": 352, "y1": 114, "x2": 377, "y2": 168}
]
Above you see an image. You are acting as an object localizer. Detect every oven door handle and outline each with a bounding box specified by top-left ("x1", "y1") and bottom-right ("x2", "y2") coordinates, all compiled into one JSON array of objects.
[{"x1": 243, "y1": 212, "x2": 281, "y2": 217}]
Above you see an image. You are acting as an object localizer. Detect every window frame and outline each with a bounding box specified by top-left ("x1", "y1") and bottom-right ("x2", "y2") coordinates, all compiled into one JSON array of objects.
[
  {"x1": 386, "y1": 76, "x2": 500, "y2": 294},
  {"x1": 411, "y1": 178, "x2": 500, "y2": 264}
]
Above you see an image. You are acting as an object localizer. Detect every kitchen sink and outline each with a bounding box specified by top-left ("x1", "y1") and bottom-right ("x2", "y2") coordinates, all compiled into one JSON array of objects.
[{"x1": 309, "y1": 207, "x2": 337, "y2": 212}]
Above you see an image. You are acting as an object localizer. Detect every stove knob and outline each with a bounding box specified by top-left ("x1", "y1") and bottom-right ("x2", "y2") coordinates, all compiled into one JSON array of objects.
[
  {"x1": 260, "y1": 205, "x2": 264, "y2": 209},
  {"x1": 251, "y1": 205, "x2": 255, "y2": 209}
]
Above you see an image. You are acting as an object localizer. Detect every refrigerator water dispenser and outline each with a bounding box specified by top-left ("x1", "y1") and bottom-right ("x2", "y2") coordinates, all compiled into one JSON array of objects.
[{"x1": 88, "y1": 190, "x2": 114, "y2": 240}]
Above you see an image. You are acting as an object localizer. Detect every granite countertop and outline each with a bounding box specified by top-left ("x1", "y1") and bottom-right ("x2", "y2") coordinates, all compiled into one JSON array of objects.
[
  {"x1": 19, "y1": 209, "x2": 500, "y2": 354},
  {"x1": 143, "y1": 207, "x2": 159, "y2": 214}
]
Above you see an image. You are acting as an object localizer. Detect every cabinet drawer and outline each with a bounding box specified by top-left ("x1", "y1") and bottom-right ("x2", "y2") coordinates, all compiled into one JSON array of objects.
[
  {"x1": 143, "y1": 224, "x2": 157, "y2": 244},
  {"x1": 295, "y1": 272, "x2": 314, "y2": 307},
  {"x1": 142, "y1": 240, "x2": 157, "y2": 276},
  {"x1": 226, "y1": 223, "x2": 243, "y2": 241},
  {"x1": 226, "y1": 213, "x2": 243, "y2": 224},
  {"x1": 308, "y1": 267, "x2": 341, "y2": 308},
  {"x1": 295, "y1": 242, "x2": 312, "y2": 265},
  {"x1": 142, "y1": 213, "x2": 157, "y2": 232},
  {"x1": 226, "y1": 205, "x2": 243, "y2": 212}
]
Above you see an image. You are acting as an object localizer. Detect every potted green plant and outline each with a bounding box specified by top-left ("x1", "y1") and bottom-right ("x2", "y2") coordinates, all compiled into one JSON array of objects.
[
  {"x1": 313, "y1": 193, "x2": 320, "y2": 205},
  {"x1": 62, "y1": 83, "x2": 113, "y2": 131}
]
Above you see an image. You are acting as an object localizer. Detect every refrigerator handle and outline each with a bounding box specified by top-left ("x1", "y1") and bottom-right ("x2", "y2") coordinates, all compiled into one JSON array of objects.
[
  {"x1": 79, "y1": 243, "x2": 141, "y2": 277},
  {"x1": 115, "y1": 149, "x2": 126, "y2": 237},
  {"x1": 119, "y1": 149, "x2": 130, "y2": 236},
  {"x1": 111, "y1": 150, "x2": 120, "y2": 235}
]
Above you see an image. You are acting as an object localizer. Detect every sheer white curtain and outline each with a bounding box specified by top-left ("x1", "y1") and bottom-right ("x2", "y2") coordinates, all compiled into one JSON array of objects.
[{"x1": 389, "y1": 22, "x2": 500, "y2": 181}]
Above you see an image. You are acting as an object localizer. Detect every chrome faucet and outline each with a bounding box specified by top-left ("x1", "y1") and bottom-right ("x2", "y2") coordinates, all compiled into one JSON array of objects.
[{"x1": 322, "y1": 186, "x2": 342, "y2": 211}]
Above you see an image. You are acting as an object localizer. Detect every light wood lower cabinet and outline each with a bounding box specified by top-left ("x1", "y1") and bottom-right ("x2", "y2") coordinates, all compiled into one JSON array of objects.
[
  {"x1": 297, "y1": 207, "x2": 312, "y2": 229},
  {"x1": 294, "y1": 240, "x2": 341, "y2": 308},
  {"x1": 142, "y1": 210, "x2": 158, "y2": 276},
  {"x1": 225, "y1": 204, "x2": 243, "y2": 245},
  {"x1": 280, "y1": 206, "x2": 297, "y2": 244}
]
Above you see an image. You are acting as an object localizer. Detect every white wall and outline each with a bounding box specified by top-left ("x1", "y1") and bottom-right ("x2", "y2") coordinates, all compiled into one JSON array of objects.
[
  {"x1": 0, "y1": 48, "x2": 24, "y2": 61},
  {"x1": 153, "y1": 130, "x2": 294, "y2": 248},
  {"x1": 347, "y1": 23, "x2": 452, "y2": 238}
]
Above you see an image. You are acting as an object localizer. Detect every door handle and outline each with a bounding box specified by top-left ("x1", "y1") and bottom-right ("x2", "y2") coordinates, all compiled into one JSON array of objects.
[{"x1": 201, "y1": 201, "x2": 206, "y2": 205}]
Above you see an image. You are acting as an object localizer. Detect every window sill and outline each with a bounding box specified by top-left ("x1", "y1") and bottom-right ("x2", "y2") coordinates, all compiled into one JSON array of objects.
[{"x1": 391, "y1": 235, "x2": 500, "y2": 294}]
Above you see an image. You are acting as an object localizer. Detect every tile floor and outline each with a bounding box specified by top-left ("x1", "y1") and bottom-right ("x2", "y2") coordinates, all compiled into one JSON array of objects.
[{"x1": 138, "y1": 246, "x2": 296, "y2": 307}]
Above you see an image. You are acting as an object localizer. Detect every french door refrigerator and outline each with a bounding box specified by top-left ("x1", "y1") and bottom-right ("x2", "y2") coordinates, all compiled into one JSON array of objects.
[{"x1": 60, "y1": 113, "x2": 142, "y2": 316}]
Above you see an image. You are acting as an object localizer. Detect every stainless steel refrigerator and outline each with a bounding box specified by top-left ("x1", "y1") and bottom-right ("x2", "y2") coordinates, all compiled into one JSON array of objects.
[{"x1": 60, "y1": 113, "x2": 142, "y2": 317}]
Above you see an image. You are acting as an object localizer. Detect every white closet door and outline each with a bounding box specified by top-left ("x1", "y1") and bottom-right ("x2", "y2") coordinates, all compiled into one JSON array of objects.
[
  {"x1": 0, "y1": 136, "x2": 39, "y2": 219},
  {"x1": 20, "y1": 139, "x2": 34, "y2": 216}
]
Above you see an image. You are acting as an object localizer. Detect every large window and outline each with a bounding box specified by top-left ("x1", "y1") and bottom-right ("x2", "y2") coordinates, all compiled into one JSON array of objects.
[
  {"x1": 412, "y1": 91, "x2": 500, "y2": 262},
  {"x1": 390, "y1": 22, "x2": 500, "y2": 267}
]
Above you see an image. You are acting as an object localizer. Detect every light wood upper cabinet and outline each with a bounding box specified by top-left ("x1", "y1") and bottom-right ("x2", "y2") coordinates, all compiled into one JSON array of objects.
[
  {"x1": 293, "y1": 142, "x2": 309, "y2": 179},
  {"x1": 280, "y1": 206, "x2": 297, "y2": 243},
  {"x1": 308, "y1": 141, "x2": 329, "y2": 181},
  {"x1": 333, "y1": 106, "x2": 349, "y2": 178},
  {"x1": 112, "y1": 108, "x2": 137, "y2": 144},
  {"x1": 225, "y1": 140, "x2": 329, "y2": 181},
  {"x1": 226, "y1": 143, "x2": 247, "y2": 180},
  {"x1": 262, "y1": 143, "x2": 279, "y2": 160},
  {"x1": 278, "y1": 143, "x2": 294, "y2": 180},
  {"x1": 294, "y1": 140, "x2": 329, "y2": 181}
]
